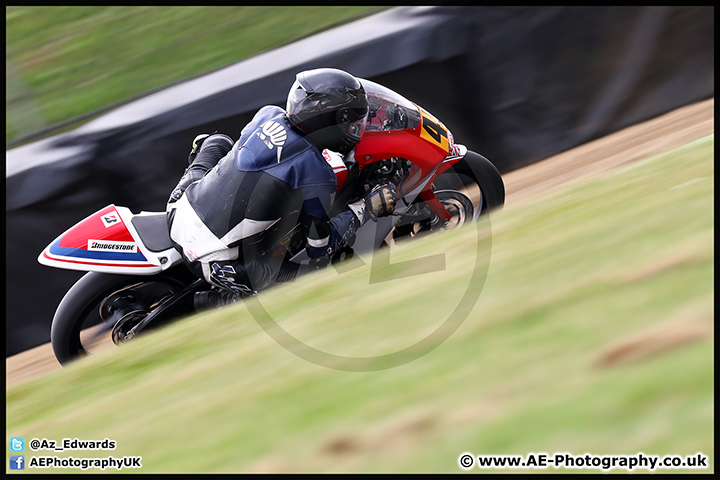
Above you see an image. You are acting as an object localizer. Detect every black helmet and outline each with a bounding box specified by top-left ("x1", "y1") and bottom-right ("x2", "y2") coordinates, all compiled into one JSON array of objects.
[{"x1": 286, "y1": 68, "x2": 369, "y2": 155}]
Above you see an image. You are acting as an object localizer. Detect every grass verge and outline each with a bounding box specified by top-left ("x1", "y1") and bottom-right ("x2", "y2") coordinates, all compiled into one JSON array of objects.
[
  {"x1": 6, "y1": 6, "x2": 385, "y2": 142},
  {"x1": 6, "y1": 136, "x2": 714, "y2": 473}
]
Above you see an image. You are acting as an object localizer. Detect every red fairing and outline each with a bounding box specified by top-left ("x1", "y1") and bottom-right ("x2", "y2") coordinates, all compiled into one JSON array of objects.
[
  {"x1": 354, "y1": 106, "x2": 454, "y2": 194},
  {"x1": 58, "y1": 205, "x2": 134, "y2": 249}
]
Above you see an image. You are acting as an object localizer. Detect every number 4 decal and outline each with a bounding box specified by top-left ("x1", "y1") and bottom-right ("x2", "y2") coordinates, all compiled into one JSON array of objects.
[{"x1": 420, "y1": 109, "x2": 449, "y2": 151}]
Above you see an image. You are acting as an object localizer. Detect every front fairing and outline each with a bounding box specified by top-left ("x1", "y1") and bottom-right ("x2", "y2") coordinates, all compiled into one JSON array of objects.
[{"x1": 353, "y1": 79, "x2": 457, "y2": 195}]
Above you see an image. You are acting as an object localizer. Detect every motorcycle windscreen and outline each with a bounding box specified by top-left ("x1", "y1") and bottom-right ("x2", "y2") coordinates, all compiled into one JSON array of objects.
[{"x1": 38, "y1": 205, "x2": 163, "y2": 274}]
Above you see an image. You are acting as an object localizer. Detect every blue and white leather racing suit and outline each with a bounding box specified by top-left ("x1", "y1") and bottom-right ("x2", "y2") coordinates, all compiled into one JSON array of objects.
[{"x1": 167, "y1": 106, "x2": 364, "y2": 296}]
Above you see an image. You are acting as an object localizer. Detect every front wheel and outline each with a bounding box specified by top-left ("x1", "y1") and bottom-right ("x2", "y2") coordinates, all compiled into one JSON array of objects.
[
  {"x1": 394, "y1": 151, "x2": 505, "y2": 238},
  {"x1": 442, "y1": 150, "x2": 505, "y2": 218},
  {"x1": 50, "y1": 269, "x2": 195, "y2": 365},
  {"x1": 433, "y1": 189, "x2": 475, "y2": 229}
]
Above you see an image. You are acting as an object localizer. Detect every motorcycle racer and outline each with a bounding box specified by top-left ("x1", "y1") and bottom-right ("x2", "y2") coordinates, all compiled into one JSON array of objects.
[{"x1": 166, "y1": 68, "x2": 397, "y2": 309}]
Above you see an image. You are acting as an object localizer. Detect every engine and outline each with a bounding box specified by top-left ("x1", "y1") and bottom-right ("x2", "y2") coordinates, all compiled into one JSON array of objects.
[{"x1": 361, "y1": 157, "x2": 411, "y2": 194}]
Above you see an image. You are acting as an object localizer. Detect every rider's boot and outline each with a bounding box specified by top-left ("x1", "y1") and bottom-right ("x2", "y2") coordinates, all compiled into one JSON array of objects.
[{"x1": 167, "y1": 133, "x2": 234, "y2": 207}]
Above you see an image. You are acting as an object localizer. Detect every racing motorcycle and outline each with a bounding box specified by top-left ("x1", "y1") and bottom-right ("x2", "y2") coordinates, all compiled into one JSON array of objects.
[{"x1": 38, "y1": 79, "x2": 505, "y2": 365}]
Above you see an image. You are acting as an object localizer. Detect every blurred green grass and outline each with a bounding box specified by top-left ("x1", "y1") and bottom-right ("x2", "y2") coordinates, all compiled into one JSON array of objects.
[
  {"x1": 5, "y1": 6, "x2": 386, "y2": 143},
  {"x1": 5, "y1": 136, "x2": 714, "y2": 473}
]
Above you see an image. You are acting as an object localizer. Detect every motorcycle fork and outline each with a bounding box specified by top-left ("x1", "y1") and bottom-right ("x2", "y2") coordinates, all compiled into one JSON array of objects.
[{"x1": 419, "y1": 189, "x2": 452, "y2": 222}]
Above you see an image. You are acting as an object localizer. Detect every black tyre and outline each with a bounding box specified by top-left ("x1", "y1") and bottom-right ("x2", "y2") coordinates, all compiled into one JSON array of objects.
[
  {"x1": 50, "y1": 270, "x2": 193, "y2": 365},
  {"x1": 438, "y1": 150, "x2": 505, "y2": 217}
]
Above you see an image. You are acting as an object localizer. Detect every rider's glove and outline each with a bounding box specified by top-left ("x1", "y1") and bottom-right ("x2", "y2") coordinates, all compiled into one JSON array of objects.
[
  {"x1": 366, "y1": 183, "x2": 396, "y2": 220},
  {"x1": 349, "y1": 184, "x2": 396, "y2": 224}
]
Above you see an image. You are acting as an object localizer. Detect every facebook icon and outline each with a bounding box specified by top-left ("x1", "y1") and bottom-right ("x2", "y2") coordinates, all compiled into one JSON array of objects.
[{"x1": 10, "y1": 455, "x2": 25, "y2": 470}]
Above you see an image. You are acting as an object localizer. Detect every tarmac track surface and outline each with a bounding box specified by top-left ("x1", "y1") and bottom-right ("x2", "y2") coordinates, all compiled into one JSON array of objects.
[{"x1": 6, "y1": 98, "x2": 714, "y2": 388}]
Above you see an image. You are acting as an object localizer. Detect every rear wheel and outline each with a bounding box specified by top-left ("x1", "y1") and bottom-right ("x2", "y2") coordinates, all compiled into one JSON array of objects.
[{"x1": 50, "y1": 269, "x2": 195, "y2": 365}]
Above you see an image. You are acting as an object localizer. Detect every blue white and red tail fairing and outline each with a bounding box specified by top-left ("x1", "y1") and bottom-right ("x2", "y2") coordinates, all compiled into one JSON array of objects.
[{"x1": 39, "y1": 205, "x2": 181, "y2": 274}]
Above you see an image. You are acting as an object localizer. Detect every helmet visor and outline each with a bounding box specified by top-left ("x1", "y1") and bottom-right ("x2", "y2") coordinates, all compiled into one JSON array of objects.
[{"x1": 345, "y1": 115, "x2": 367, "y2": 142}]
